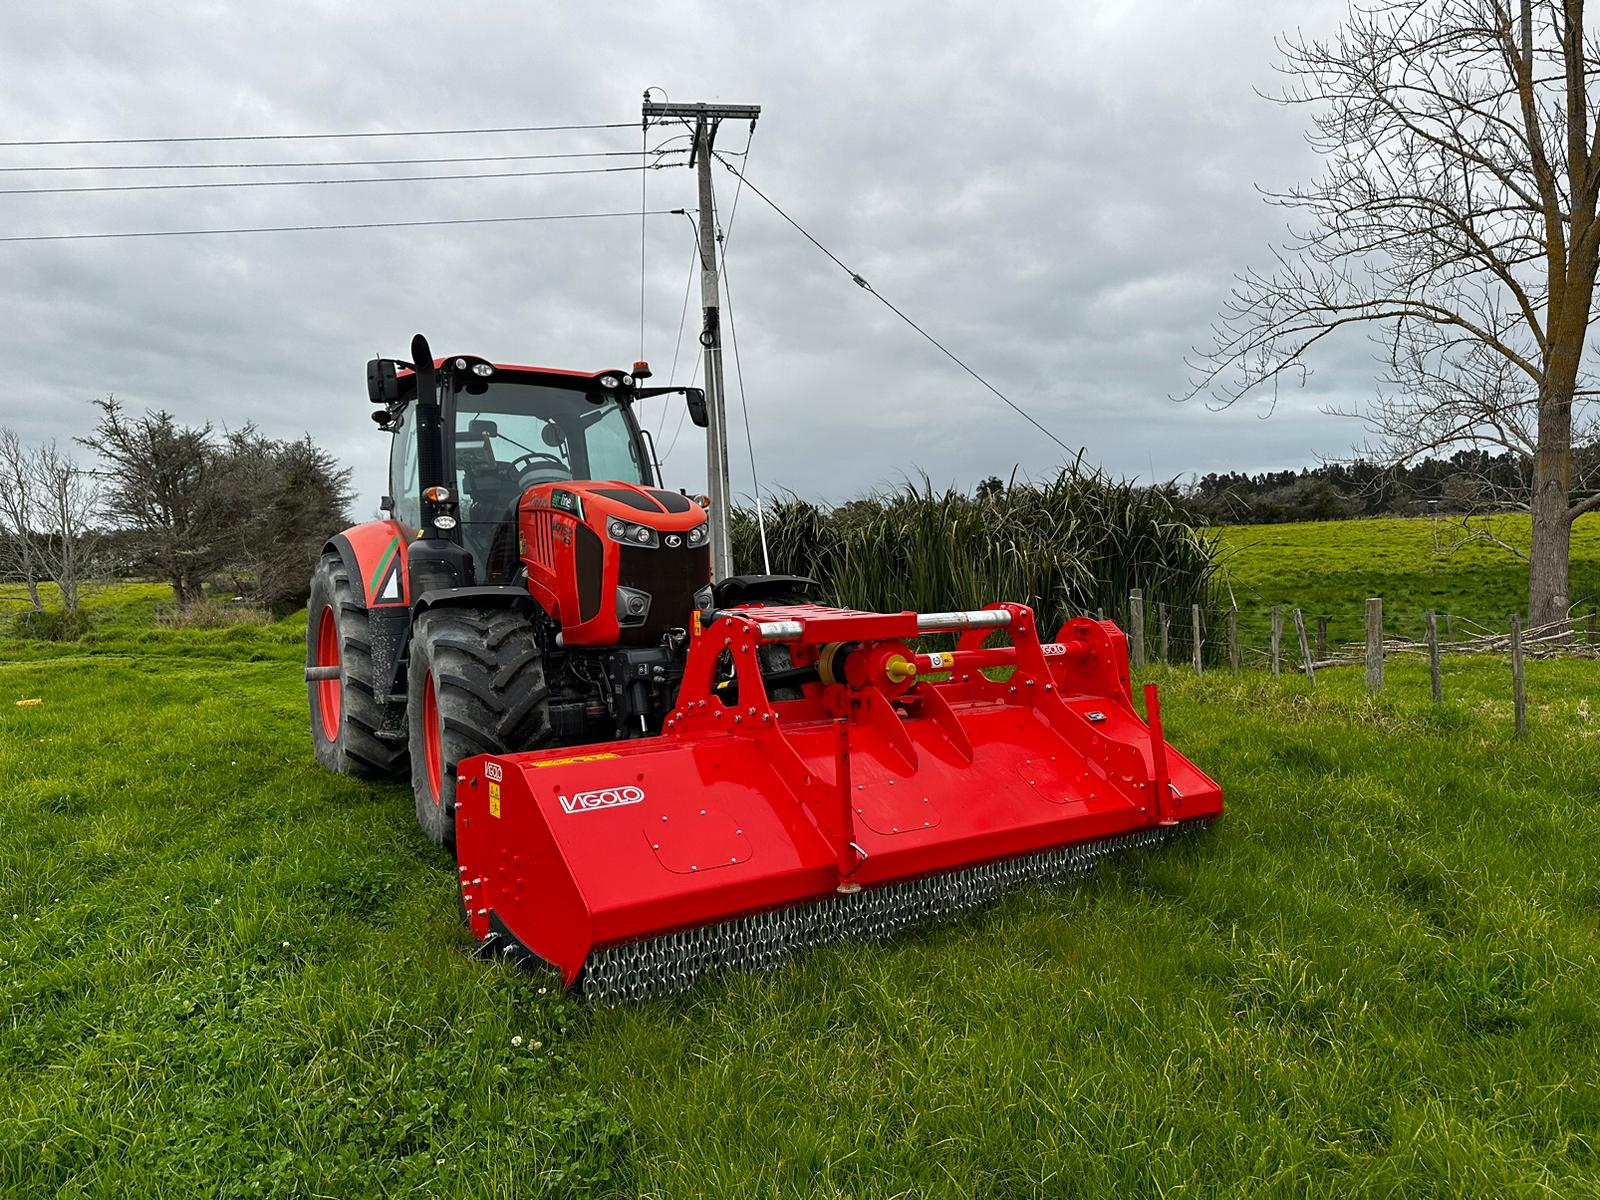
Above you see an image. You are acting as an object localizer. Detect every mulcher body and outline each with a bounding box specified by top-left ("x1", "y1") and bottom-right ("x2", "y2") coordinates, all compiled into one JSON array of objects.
[{"x1": 308, "y1": 334, "x2": 1223, "y2": 1003}]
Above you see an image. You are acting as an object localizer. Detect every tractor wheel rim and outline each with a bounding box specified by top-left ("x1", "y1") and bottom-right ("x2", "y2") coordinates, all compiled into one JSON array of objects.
[
  {"x1": 423, "y1": 671, "x2": 443, "y2": 805},
  {"x1": 315, "y1": 605, "x2": 341, "y2": 741}
]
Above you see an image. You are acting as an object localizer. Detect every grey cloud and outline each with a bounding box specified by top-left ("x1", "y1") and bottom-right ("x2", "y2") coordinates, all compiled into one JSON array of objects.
[{"x1": 2, "y1": 0, "x2": 1364, "y2": 510}]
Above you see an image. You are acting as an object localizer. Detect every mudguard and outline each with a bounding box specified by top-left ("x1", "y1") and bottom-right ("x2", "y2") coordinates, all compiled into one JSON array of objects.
[{"x1": 325, "y1": 520, "x2": 412, "y2": 704}]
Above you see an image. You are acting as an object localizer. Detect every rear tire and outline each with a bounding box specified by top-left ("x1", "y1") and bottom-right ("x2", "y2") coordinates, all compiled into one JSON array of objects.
[
  {"x1": 407, "y1": 607, "x2": 552, "y2": 851},
  {"x1": 306, "y1": 552, "x2": 407, "y2": 779}
]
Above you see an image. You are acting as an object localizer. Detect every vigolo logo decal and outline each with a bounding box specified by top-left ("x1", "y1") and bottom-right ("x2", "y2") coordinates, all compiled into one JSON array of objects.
[{"x1": 559, "y1": 784, "x2": 644, "y2": 814}]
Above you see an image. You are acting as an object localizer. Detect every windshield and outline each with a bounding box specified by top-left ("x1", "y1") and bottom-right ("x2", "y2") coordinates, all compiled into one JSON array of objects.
[{"x1": 450, "y1": 379, "x2": 649, "y2": 576}]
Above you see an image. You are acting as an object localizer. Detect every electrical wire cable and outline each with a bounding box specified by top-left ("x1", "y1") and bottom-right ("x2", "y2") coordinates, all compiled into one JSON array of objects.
[
  {"x1": 711, "y1": 151, "x2": 1078, "y2": 458},
  {"x1": 0, "y1": 208, "x2": 690, "y2": 244},
  {"x1": 0, "y1": 121, "x2": 634, "y2": 148},
  {"x1": 654, "y1": 241, "x2": 700, "y2": 442},
  {"x1": 0, "y1": 149, "x2": 686, "y2": 172},
  {"x1": 0, "y1": 162, "x2": 672, "y2": 196},
  {"x1": 716, "y1": 126, "x2": 771, "y2": 571}
]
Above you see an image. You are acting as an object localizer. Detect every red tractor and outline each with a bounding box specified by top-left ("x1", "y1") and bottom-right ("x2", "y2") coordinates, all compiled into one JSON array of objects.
[
  {"x1": 307, "y1": 333, "x2": 1222, "y2": 1002},
  {"x1": 307, "y1": 334, "x2": 748, "y2": 844}
]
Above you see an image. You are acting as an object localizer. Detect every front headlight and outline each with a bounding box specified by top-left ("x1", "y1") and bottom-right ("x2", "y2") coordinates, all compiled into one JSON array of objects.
[
  {"x1": 605, "y1": 517, "x2": 660, "y2": 548},
  {"x1": 685, "y1": 522, "x2": 709, "y2": 547}
]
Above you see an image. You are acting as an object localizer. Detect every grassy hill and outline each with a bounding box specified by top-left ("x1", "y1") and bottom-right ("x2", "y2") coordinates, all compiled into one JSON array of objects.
[
  {"x1": 3, "y1": 583, "x2": 1599, "y2": 1196},
  {"x1": 1215, "y1": 513, "x2": 1600, "y2": 647}
]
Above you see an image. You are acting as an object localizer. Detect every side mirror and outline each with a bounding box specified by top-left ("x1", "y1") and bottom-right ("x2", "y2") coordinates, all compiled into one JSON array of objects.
[
  {"x1": 367, "y1": 358, "x2": 400, "y2": 405},
  {"x1": 685, "y1": 388, "x2": 708, "y2": 428}
]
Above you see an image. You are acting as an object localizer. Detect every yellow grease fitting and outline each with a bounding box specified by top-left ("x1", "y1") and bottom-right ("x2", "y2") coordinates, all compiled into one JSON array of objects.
[{"x1": 529, "y1": 752, "x2": 620, "y2": 769}]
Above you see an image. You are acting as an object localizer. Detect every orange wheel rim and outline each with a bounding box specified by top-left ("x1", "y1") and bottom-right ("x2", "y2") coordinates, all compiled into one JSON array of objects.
[
  {"x1": 423, "y1": 671, "x2": 443, "y2": 805},
  {"x1": 315, "y1": 605, "x2": 341, "y2": 741}
]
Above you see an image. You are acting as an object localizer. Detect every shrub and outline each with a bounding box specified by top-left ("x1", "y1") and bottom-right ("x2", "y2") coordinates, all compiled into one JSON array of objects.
[
  {"x1": 731, "y1": 467, "x2": 1222, "y2": 654},
  {"x1": 13, "y1": 608, "x2": 91, "y2": 641},
  {"x1": 153, "y1": 600, "x2": 271, "y2": 630}
]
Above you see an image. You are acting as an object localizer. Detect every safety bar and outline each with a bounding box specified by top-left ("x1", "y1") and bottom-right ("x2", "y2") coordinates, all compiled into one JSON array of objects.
[
  {"x1": 750, "y1": 608, "x2": 1014, "y2": 644},
  {"x1": 753, "y1": 620, "x2": 806, "y2": 642},
  {"x1": 915, "y1": 609, "x2": 1013, "y2": 632}
]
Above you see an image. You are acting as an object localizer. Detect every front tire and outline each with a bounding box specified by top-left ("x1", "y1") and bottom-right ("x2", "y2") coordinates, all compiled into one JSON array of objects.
[
  {"x1": 407, "y1": 607, "x2": 552, "y2": 850},
  {"x1": 306, "y1": 553, "x2": 407, "y2": 779}
]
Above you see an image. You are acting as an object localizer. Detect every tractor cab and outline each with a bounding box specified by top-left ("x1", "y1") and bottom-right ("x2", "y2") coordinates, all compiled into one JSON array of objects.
[{"x1": 373, "y1": 355, "x2": 684, "y2": 583}]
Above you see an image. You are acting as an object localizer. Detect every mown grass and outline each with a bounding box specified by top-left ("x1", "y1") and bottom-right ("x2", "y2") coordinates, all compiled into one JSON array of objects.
[
  {"x1": 4, "y1": 585, "x2": 1600, "y2": 1197},
  {"x1": 1216, "y1": 513, "x2": 1600, "y2": 648}
]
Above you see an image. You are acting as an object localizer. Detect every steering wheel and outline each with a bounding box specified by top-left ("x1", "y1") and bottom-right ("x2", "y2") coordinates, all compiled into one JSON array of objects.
[{"x1": 509, "y1": 450, "x2": 570, "y2": 478}]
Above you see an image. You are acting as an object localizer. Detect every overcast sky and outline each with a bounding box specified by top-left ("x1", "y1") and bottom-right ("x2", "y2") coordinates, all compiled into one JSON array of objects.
[{"x1": 0, "y1": 0, "x2": 1365, "y2": 511}]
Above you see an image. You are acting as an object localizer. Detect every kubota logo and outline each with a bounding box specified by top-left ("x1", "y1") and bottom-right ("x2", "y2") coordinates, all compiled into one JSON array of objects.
[{"x1": 559, "y1": 784, "x2": 644, "y2": 814}]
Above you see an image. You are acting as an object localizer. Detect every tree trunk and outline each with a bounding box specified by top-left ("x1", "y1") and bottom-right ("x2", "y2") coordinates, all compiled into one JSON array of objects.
[{"x1": 1528, "y1": 384, "x2": 1575, "y2": 630}]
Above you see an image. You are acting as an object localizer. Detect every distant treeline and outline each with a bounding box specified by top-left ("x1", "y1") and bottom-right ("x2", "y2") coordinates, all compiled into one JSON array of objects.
[{"x1": 1182, "y1": 446, "x2": 1600, "y2": 526}]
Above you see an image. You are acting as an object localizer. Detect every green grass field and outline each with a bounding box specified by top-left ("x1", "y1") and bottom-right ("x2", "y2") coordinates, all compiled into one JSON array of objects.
[
  {"x1": 3, "y1": 573, "x2": 1599, "y2": 1198},
  {"x1": 1215, "y1": 513, "x2": 1600, "y2": 647}
]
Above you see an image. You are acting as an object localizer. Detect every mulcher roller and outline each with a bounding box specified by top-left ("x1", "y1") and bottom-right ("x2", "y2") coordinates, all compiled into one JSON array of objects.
[{"x1": 455, "y1": 602, "x2": 1222, "y2": 1002}]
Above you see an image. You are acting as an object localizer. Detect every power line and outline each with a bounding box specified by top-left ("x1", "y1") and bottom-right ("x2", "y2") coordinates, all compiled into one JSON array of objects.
[
  {"x1": 711, "y1": 151, "x2": 1078, "y2": 458},
  {"x1": 0, "y1": 148, "x2": 687, "y2": 173},
  {"x1": 0, "y1": 163, "x2": 673, "y2": 197},
  {"x1": 717, "y1": 126, "x2": 771, "y2": 572},
  {"x1": 0, "y1": 121, "x2": 634, "y2": 148},
  {"x1": 0, "y1": 208, "x2": 690, "y2": 244}
]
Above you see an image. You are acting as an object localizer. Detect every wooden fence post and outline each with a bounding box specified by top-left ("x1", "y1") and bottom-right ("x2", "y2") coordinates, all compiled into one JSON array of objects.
[
  {"x1": 1365, "y1": 597, "x2": 1384, "y2": 692},
  {"x1": 1269, "y1": 606, "x2": 1282, "y2": 678},
  {"x1": 1292, "y1": 608, "x2": 1314, "y2": 685},
  {"x1": 1425, "y1": 609, "x2": 1442, "y2": 702},
  {"x1": 1510, "y1": 614, "x2": 1527, "y2": 738},
  {"x1": 1096, "y1": 607, "x2": 1105, "y2": 622},
  {"x1": 1128, "y1": 589, "x2": 1146, "y2": 669},
  {"x1": 1191, "y1": 604, "x2": 1203, "y2": 674},
  {"x1": 1227, "y1": 608, "x2": 1240, "y2": 674},
  {"x1": 1159, "y1": 603, "x2": 1170, "y2": 666},
  {"x1": 1316, "y1": 615, "x2": 1329, "y2": 659}
]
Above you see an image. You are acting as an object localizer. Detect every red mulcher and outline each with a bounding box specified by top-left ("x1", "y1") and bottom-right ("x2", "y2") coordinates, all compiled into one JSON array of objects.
[{"x1": 308, "y1": 334, "x2": 1222, "y2": 1002}]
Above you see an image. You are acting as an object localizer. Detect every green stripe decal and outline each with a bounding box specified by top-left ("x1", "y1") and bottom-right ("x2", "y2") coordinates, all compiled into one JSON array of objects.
[{"x1": 368, "y1": 537, "x2": 400, "y2": 597}]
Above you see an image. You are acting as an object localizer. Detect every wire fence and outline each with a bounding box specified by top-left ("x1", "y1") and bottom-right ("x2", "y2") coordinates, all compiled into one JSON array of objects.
[{"x1": 1118, "y1": 588, "x2": 1600, "y2": 738}]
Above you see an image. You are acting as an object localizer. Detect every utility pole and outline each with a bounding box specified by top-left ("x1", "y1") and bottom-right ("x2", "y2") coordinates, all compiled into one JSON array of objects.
[{"x1": 642, "y1": 99, "x2": 760, "y2": 580}]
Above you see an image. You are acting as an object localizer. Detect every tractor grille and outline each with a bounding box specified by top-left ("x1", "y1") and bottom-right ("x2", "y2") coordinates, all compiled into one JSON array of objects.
[{"x1": 616, "y1": 543, "x2": 709, "y2": 643}]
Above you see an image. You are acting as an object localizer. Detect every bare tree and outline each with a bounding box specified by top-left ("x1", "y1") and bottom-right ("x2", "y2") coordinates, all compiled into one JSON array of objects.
[
  {"x1": 1189, "y1": 0, "x2": 1600, "y2": 627},
  {"x1": 0, "y1": 427, "x2": 101, "y2": 613},
  {"x1": 0, "y1": 428, "x2": 44, "y2": 611},
  {"x1": 30, "y1": 439, "x2": 101, "y2": 612}
]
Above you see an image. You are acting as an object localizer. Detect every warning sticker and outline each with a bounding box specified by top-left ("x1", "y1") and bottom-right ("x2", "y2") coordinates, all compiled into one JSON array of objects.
[
  {"x1": 489, "y1": 782, "x2": 502, "y2": 818},
  {"x1": 529, "y1": 752, "x2": 620, "y2": 770},
  {"x1": 926, "y1": 652, "x2": 948, "y2": 669}
]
